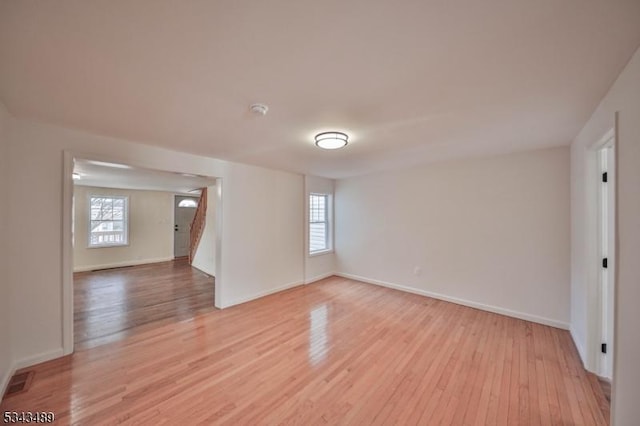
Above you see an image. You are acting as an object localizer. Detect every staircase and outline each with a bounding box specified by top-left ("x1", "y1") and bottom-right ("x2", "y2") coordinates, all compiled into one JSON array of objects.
[{"x1": 189, "y1": 188, "x2": 207, "y2": 265}]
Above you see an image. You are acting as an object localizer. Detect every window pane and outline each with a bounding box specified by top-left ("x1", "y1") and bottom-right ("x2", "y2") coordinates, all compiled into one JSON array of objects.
[
  {"x1": 89, "y1": 196, "x2": 128, "y2": 247},
  {"x1": 112, "y1": 205, "x2": 124, "y2": 219},
  {"x1": 310, "y1": 223, "x2": 327, "y2": 252},
  {"x1": 309, "y1": 194, "x2": 329, "y2": 253},
  {"x1": 178, "y1": 199, "x2": 198, "y2": 208},
  {"x1": 309, "y1": 194, "x2": 327, "y2": 223}
]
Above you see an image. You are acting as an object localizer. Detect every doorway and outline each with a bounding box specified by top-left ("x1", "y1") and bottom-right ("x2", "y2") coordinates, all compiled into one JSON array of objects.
[
  {"x1": 174, "y1": 195, "x2": 199, "y2": 258},
  {"x1": 64, "y1": 154, "x2": 221, "y2": 352}
]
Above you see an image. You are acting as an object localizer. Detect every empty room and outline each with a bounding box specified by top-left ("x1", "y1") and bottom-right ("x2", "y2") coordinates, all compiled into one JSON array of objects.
[
  {"x1": 1, "y1": 1, "x2": 639, "y2": 425},
  {"x1": 71, "y1": 160, "x2": 218, "y2": 349}
]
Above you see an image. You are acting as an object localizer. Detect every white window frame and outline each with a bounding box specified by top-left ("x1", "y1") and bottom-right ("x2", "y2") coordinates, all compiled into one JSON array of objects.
[
  {"x1": 88, "y1": 195, "x2": 129, "y2": 248},
  {"x1": 309, "y1": 193, "x2": 332, "y2": 256}
]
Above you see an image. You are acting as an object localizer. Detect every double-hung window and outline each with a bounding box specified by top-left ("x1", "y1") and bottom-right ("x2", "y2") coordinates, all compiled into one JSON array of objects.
[
  {"x1": 89, "y1": 196, "x2": 129, "y2": 247},
  {"x1": 309, "y1": 193, "x2": 330, "y2": 254}
]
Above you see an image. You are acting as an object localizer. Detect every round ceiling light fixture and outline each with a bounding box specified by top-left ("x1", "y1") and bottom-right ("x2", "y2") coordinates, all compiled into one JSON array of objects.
[{"x1": 315, "y1": 131, "x2": 348, "y2": 150}]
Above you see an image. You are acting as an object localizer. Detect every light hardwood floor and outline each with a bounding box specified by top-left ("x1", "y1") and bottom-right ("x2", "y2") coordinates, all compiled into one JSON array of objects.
[
  {"x1": 2, "y1": 277, "x2": 608, "y2": 425},
  {"x1": 73, "y1": 259, "x2": 216, "y2": 349}
]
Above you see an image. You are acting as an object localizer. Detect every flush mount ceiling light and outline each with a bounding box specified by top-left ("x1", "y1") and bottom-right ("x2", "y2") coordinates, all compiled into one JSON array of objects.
[
  {"x1": 72, "y1": 173, "x2": 81, "y2": 180},
  {"x1": 315, "y1": 132, "x2": 348, "y2": 150}
]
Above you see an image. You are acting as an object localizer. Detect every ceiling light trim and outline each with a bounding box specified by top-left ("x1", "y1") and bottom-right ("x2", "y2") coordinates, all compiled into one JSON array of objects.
[{"x1": 315, "y1": 131, "x2": 349, "y2": 150}]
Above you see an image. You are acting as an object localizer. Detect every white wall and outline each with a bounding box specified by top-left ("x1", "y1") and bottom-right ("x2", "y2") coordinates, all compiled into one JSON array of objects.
[
  {"x1": 73, "y1": 186, "x2": 174, "y2": 271},
  {"x1": 304, "y1": 176, "x2": 336, "y2": 283},
  {"x1": 191, "y1": 185, "x2": 216, "y2": 277},
  {"x1": 336, "y1": 146, "x2": 571, "y2": 328},
  {"x1": 571, "y1": 46, "x2": 640, "y2": 426},
  {"x1": 0, "y1": 101, "x2": 12, "y2": 393},
  {"x1": 220, "y1": 163, "x2": 304, "y2": 306},
  {"x1": 5, "y1": 117, "x2": 304, "y2": 367}
]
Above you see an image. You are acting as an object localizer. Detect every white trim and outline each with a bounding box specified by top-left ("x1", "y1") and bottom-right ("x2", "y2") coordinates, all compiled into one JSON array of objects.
[
  {"x1": 1, "y1": 350, "x2": 64, "y2": 396},
  {"x1": 190, "y1": 264, "x2": 215, "y2": 278},
  {"x1": 304, "y1": 272, "x2": 335, "y2": 284},
  {"x1": 62, "y1": 152, "x2": 74, "y2": 355},
  {"x1": 213, "y1": 178, "x2": 224, "y2": 309},
  {"x1": 308, "y1": 192, "x2": 332, "y2": 254},
  {"x1": 87, "y1": 194, "x2": 129, "y2": 248},
  {"x1": 220, "y1": 280, "x2": 304, "y2": 309},
  {"x1": 73, "y1": 257, "x2": 175, "y2": 273},
  {"x1": 309, "y1": 249, "x2": 334, "y2": 258},
  {"x1": 335, "y1": 272, "x2": 570, "y2": 330},
  {"x1": 571, "y1": 325, "x2": 587, "y2": 367},
  {"x1": 1, "y1": 366, "x2": 13, "y2": 399},
  {"x1": 86, "y1": 243, "x2": 130, "y2": 249},
  {"x1": 579, "y1": 125, "x2": 616, "y2": 375},
  {"x1": 13, "y1": 348, "x2": 65, "y2": 371},
  {"x1": 591, "y1": 128, "x2": 615, "y2": 150}
]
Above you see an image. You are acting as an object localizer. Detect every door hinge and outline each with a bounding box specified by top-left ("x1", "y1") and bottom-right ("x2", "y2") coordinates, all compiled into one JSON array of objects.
[
  {"x1": 602, "y1": 172, "x2": 608, "y2": 183},
  {"x1": 602, "y1": 258, "x2": 608, "y2": 268},
  {"x1": 601, "y1": 343, "x2": 607, "y2": 354}
]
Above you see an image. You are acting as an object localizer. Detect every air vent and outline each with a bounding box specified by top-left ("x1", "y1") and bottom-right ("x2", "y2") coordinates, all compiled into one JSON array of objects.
[{"x1": 3, "y1": 371, "x2": 34, "y2": 398}]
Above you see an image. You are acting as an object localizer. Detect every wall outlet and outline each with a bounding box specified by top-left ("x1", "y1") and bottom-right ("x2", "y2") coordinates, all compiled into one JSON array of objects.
[{"x1": 413, "y1": 266, "x2": 422, "y2": 276}]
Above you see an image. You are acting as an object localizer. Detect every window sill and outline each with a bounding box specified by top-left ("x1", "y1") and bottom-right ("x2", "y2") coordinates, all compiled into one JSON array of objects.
[
  {"x1": 309, "y1": 249, "x2": 334, "y2": 258},
  {"x1": 87, "y1": 243, "x2": 129, "y2": 249}
]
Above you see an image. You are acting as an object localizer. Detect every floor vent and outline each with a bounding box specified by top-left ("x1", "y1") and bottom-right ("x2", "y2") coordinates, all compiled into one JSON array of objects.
[{"x1": 3, "y1": 371, "x2": 34, "y2": 398}]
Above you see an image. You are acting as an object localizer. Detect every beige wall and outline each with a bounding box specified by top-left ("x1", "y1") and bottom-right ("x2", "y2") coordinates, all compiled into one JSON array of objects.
[
  {"x1": 335, "y1": 146, "x2": 571, "y2": 328},
  {"x1": 571, "y1": 46, "x2": 640, "y2": 426},
  {"x1": 0, "y1": 101, "x2": 12, "y2": 393},
  {"x1": 304, "y1": 175, "x2": 336, "y2": 283},
  {"x1": 191, "y1": 185, "x2": 216, "y2": 277},
  {"x1": 73, "y1": 186, "x2": 174, "y2": 271}
]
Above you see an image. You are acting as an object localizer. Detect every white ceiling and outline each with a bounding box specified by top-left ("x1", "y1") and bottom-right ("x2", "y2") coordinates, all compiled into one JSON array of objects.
[
  {"x1": 1, "y1": 1, "x2": 639, "y2": 178},
  {"x1": 74, "y1": 159, "x2": 216, "y2": 194}
]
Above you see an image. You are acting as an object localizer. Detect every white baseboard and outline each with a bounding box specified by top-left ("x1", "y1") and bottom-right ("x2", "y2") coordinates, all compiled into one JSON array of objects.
[
  {"x1": 570, "y1": 326, "x2": 587, "y2": 368},
  {"x1": 221, "y1": 280, "x2": 304, "y2": 308},
  {"x1": 191, "y1": 263, "x2": 216, "y2": 277},
  {"x1": 304, "y1": 272, "x2": 335, "y2": 284},
  {"x1": 13, "y1": 347, "x2": 65, "y2": 371},
  {"x1": 1, "y1": 347, "x2": 65, "y2": 400},
  {"x1": 73, "y1": 257, "x2": 174, "y2": 272},
  {"x1": 335, "y1": 272, "x2": 570, "y2": 330},
  {"x1": 0, "y1": 365, "x2": 13, "y2": 400}
]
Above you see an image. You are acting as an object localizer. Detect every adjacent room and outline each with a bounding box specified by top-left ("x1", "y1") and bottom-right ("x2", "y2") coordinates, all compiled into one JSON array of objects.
[
  {"x1": 0, "y1": 1, "x2": 639, "y2": 425},
  {"x1": 72, "y1": 159, "x2": 219, "y2": 349}
]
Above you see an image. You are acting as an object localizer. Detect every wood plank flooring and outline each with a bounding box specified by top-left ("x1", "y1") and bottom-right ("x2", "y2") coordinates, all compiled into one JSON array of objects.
[
  {"x1": 74, "y1": 259, "x2": 215, "y2": 349},
  {"x1": 2, "y1": 277, "x2": 608, "y2": 425}
]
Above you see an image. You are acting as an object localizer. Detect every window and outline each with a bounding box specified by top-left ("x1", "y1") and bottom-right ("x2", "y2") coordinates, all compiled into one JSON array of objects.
[
  {"x1": 178, "y1": 199, "x2": 198, "y2": 208},
  {"x1": 309, "y1": 193, "x2": 330, "y2": 254},
  {"x1": 89, "y1": 196, "x2": 128, "y2": 247}
]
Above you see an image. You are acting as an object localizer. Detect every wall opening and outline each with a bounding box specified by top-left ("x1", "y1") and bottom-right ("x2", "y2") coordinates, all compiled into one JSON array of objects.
[{"x1": 63, "y1": 152, "x2": 223, "y2": 354}]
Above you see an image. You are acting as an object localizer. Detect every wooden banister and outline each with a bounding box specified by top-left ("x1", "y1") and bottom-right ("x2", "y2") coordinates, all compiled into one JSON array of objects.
[{"x1": 188, "y1": 188, "x2": 207, "y2": 264}]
